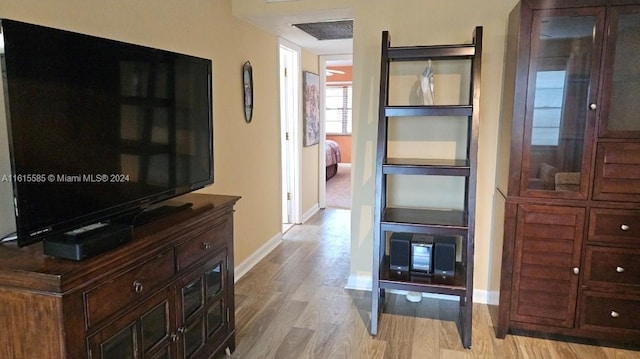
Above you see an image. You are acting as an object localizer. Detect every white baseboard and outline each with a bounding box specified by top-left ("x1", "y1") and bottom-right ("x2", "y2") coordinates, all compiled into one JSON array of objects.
[
  {"x1": 300, "y1": 204, "x2": 320, "y2": 224},
  {"x1": 234, "y1": 204, "x2": 318, "y2": 283},
  {"x1": 345, "y1": 274, "x2": 499, "y2": 305},
  {"x1": 345, "y1": 273, "x2": 373, "y2": 291},
  {"x1": 234, "y1": 232, "x2": 282, "y2": 282}
]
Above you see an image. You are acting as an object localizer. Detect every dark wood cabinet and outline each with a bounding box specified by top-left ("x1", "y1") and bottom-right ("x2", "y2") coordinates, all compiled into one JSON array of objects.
[
  {"x1": 497, "y1": 0, "x2": 640, "y2": 345},
  {"x1": 0, "y1": 193, "x2": 239, "y2": 359},
  {"x1": 509, "y1": 204, "x2": 584, "y2": 329}
]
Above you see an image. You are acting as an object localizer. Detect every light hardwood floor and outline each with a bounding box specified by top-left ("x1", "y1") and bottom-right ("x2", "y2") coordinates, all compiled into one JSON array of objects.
[{"x1": 223, "y1": 208, "x2": 640, "y2": 358}]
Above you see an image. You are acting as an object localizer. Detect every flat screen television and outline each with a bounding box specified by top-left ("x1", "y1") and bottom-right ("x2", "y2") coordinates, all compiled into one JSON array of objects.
[{"x1": 0, "y1": 19, "x2": 214, "y2": 248}]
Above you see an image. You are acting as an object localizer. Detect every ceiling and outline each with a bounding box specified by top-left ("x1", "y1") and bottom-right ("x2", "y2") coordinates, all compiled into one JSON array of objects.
[{"x1": 236, "y1": 6, "x2": 354, "y2": 56}]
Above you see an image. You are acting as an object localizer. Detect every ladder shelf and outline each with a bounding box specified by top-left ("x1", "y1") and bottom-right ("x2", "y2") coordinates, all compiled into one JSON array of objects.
[{"x1": 371, "y1": 27, "x2": 482, "y2": 349}]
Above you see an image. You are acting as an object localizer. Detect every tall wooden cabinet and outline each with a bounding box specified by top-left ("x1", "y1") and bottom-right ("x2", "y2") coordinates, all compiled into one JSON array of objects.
[
  {"x1": 497, "y1": 0, "x2": 640, "y2": 344},
  {"x1": 0, "y1": 193, "x2": 239, "y2": 359}
]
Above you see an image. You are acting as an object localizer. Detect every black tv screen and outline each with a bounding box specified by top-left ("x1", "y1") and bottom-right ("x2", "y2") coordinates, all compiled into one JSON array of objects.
[{"x1": 0, "y1": 19, "x2": 213, "y2": 246}]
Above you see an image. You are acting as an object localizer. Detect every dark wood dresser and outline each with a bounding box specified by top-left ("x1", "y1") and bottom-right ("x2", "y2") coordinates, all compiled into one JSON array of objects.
[
  {"x1": 496, "y1": 0, "x2": 640, "y2": 344},
  {"x1": 0, "y1": 193, "x2": 240, "y2": 359}
]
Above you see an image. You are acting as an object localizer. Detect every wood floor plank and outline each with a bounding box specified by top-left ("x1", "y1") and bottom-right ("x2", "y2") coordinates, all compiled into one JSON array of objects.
[
  {"x1": 490, "y1": 331, "x2": 521, "y2": 359},
  {"x1": 301, "y1": 322, "x2": 342, "y2": 359},
  {"x1": 232, "y1": 291, "x2": 288, "y2": 356},
  {"x1": 468, "y1": 303, "x2": 495, "y2": 358},
  {"x1": 440, "y1": 348, "x2": 470, "y2": 358},
  {"x1": 324, "y1": 299, "x2": 370, "y2": 359},
  {"x1": 295, "y1": 286, "x2": 351, "y2": 330},
  {"x1": 273, "y1": 327, "x2": 315, "y2": 359},
  {"x1": 224, "y1": 208, "x2": 640, "y2": 359},
  {"x1": 240, "y1": 299, "x2": 309, "y2": 358},
  {"x1": 514, "y1": 334, "x2": 555, "y2": 359},
  {"x1": 410, "y1": 316, "x2": 440, "y2": 359},
  {"x1": 357, "y1": 338, "x2": 388, "y2": 359}
]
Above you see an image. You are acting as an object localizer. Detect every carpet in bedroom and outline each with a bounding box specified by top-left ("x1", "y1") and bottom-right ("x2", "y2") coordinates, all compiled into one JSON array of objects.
[{"x1": 326, "y1": 163, "x2": 351, "y2": 209}]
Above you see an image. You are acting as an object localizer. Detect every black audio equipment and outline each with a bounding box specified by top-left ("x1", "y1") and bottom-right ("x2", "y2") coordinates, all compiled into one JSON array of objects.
[
  {"x1": 433, "y1": 236, "x2": 456, "y2": 277},
  {"x1": 389, "y1": 232, "x2": 411, "y2": 272},
  {"x1": 43, "y1": 223, "x2": 133, "y2": 261},
  {"x1": 411, "y1": 234, "x2": 434, "y2": 273}
]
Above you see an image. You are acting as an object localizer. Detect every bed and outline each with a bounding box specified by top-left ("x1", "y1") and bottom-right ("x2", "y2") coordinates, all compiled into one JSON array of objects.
[{"x1": 326, "y1": 139, "x2": 342, "y2": 180}]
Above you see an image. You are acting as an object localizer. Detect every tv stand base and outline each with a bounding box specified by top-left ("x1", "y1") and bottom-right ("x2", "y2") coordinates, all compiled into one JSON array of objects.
[{"x1": 135, "y1": 202, "x2": 193, "y2": 225}]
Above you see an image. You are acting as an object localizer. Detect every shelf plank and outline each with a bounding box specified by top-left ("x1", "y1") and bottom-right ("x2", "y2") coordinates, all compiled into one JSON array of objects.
[
  {"x1": 380, "y1": 257, "x2": 467, "y2": 296},
  {"x1": 383, "y1": 158, "x2": 470, "y2": 176},
  {"x1": 388, "y1": 44, "x2": 475, "y2": 61},
  {"x1": 381, "y1": 207, "x2": 468, "y2": 236},
  {"x1": 385, "y1": 105, "x2": 472, "y2": 117},
  {"x1": 385, "y1": 105, "x2": 473, "y2": 117}
]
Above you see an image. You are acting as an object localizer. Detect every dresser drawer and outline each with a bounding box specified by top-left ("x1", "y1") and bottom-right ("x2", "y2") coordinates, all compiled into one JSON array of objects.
[
  {"x1": 85, "y1": 250, "x2": 175, "y2": 328},
  {"x1": 593, "y1": 143, "x2": 640, "y2": 202},
  {"x1": 588, "y1": 208, "x2": 640, "y2": 246},
  {"x1": 580, "y1": 292, "x2": 640, "y2": 332},
  {"x1": 175, "y1": 215, "x2": 229, "y2": 272},
  {"x1": 584, "y1": 246, "x2": 640, "y2": 289}
]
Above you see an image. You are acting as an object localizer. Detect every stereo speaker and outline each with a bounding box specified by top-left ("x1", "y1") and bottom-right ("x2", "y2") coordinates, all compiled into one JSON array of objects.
[
  {"x1": 389, "y1": 232, "x2": 411, "y2": 272},
  {"x1": 433, "y1": 236, "x2": 456, "y2": 277}
]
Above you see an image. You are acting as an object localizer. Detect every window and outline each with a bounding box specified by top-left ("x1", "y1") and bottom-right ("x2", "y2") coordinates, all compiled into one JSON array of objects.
[
  {"x1": 325, "y1": 85, "x2": 352, "y2": 134},
  {"x1": 531, "y1": 70, "x2": 566, "y2": 146}
]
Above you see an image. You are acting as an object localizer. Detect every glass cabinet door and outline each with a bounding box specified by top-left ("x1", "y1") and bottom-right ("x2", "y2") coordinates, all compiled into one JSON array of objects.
[
  {"x1": 205, "y1": 264, "x2": 224, "y2": 339},
  {"x1": 521, "y1": 9, "x2": 604, "y2": 197},
  {"x1": 175, "y1": 251, "x2": 227, "y2": 359},
  {"x1": 598, "y1": 6, "x2": 640, "y2": 138},
  {"x1": 101, "y1": 325, "x2": 135, "y2": 359},
  {"x1": 88, "y1": 295, "x2": 171, "y2": 359}
]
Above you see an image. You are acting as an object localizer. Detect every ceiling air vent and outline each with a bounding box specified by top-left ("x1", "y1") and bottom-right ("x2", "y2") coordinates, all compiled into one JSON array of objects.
[{"x1": 292, "y1": 19, "x2": 353, "y2": 40}]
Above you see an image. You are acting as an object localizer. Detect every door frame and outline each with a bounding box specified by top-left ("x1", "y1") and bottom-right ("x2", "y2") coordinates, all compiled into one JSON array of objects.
[{"x1": 279, "y1": 39, "x2": 302, "y2": 226}]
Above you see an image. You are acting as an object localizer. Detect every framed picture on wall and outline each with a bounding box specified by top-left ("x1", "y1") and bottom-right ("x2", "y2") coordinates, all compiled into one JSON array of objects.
[{"x1": 303, "y1": 71, "x2": 320, "y2": 147}]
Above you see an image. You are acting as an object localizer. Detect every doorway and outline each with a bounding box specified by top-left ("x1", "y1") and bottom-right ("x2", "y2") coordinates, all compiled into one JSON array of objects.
[
  {"x1": 279, "y1": 39, "x2": 301, "y2": 232},
  {"x1": 320, "y1": 54, "x2": 353, "y2": 209}
]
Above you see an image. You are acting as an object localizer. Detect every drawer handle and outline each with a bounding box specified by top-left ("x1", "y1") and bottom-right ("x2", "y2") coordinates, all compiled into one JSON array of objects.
[
  {"x1": 203, "y1": 242, "x2": 211, "y2": 250},
  {"x1": 620, "y1": 224, "x2": 629, "y2": 231},
  {"x1": 616, "y1": 266, "x2": 625, "y2": 273},
  {"x1": 133, "y1": 280, "x2": 144, "y2": 293},
  {"x1": 573, "y1": 267, "x2": 580, "y2": 275},
  {"x1": 610, "y1": 311, "x2": 619, "y2": 318}
]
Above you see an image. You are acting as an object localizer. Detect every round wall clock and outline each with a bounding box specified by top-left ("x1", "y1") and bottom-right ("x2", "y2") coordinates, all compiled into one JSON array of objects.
[{"x1": 242, "y1": 61, "x2": 253, "y2": 123}]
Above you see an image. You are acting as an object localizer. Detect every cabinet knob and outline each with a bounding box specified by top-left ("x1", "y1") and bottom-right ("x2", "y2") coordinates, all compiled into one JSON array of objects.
[
  {"x1": 616, "y1": 266, "x2": 625, "y2": 273},
  {"x1": 589, "y1": 103, "x2": 597, "y2": 110},
  {"x1": 573, "y1": 267, "x2": 580, "y2": 275},
  {"x1": 203, "y1": 242, "x2": 211, "y2": 250},
  {"x1": 611, "y1": 311, "x2": 619, "y2": 318},
  {"x1": 620, "y1": 224, "x2": 630, "y2": 231},
  {"x1": 178, "y1": 326, "x2": 187, "y2": 334},
  {"x1": 171, "y1": 334, "x2": 178, "y2": 342},
  {"x1": 133, "y1": 280, "x2": 143, "y2": 293}
]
